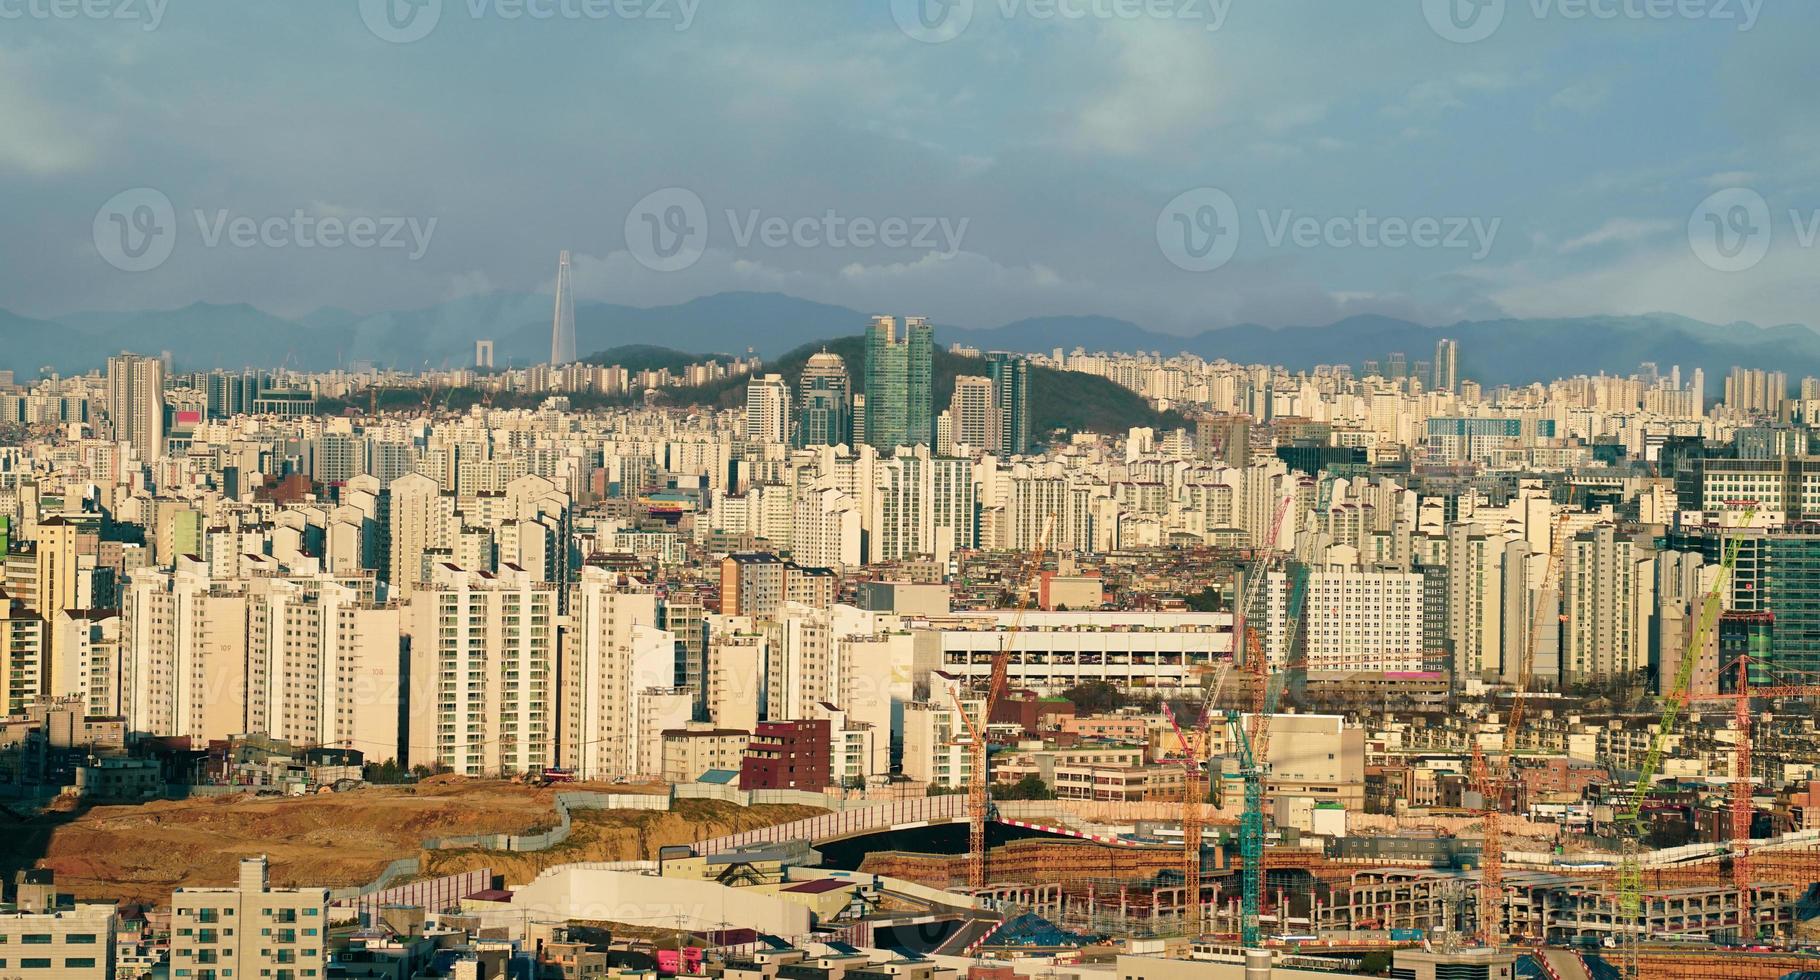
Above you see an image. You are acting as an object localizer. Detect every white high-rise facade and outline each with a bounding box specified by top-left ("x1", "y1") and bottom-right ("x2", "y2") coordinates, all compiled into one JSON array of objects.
[
  {"x1": 564, "y1": 566, "x2": 670, "y2": 780},
  {"x1": 1563, "y1": 524, "x2": 1656, "y2": 682},
  {"x1": 408, "y1": 563, "x2": 558, "y2": 775},
  {"x1": 744, "y1": 373, "x2": 791, "y2": 444},
  {"x1": 106, "y1": 352, "x2": 165, "y2": 460}
]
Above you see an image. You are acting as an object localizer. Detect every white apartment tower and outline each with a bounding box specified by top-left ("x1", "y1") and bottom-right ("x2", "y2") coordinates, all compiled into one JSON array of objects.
[
  {"x1": 1563, "y1": 524, "x2": 1657, "y2": 682},
  {"x1": 948, "y1": 375, "x2": 996, "y2": 454},
  {"x1": 106, "y1": 352, "x2": 165, "y2": 460},
  {"x1": 564, "y1": 566, "x2": 670, "y2": 779},
  {"x1": 744, "y1": 373, "x2": 792, "y2": 445},
  {"x1": 408, "y1": 563, "x2": 558, "y2": 775}
]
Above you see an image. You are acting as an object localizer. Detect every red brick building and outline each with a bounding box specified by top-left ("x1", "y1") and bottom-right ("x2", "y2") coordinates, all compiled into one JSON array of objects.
[{"x1": 738, "y1": 720, "x2": 831, "y2": 791}]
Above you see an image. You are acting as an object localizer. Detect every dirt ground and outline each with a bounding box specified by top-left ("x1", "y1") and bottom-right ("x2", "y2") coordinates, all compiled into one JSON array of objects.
[{"x1": 3, "y1": 779, "x2": 820, "y2": 905}]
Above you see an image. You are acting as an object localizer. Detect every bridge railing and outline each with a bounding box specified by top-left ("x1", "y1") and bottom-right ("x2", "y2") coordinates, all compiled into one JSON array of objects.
[{"x1": 693, "y1": 794, "x2": 967, "y2": 853}]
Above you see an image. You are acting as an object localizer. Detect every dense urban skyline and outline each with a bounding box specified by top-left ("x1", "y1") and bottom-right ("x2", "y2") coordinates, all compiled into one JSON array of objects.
[{"x1": 6, "y1": 2, "x2": 1820, "y2": 978}]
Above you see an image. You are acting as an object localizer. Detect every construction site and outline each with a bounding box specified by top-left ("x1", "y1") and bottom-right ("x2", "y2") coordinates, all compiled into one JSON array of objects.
[{"x1": 800, "y1": 501, "x2": 1820, "y2": 980}]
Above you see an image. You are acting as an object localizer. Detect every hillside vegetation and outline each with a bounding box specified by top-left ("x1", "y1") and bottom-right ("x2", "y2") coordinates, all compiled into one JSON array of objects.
[{"x1": 652, "y1": 335, "x2": 1186, "y2": 440}]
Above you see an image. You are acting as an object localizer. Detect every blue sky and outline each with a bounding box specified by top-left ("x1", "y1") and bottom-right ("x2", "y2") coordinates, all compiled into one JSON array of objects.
[{"x1": 6, "y1": 0, "x2": 1818, "y2": 334}]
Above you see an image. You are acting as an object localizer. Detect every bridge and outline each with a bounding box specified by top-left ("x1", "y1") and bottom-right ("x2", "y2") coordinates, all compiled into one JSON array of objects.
[{"x1": 692, "y1": 797, "x2": 1169, "y2": 855}]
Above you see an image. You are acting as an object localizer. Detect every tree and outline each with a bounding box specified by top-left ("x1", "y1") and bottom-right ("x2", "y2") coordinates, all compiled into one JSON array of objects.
[
  {"x1": 1063, "y1": 680, "x2": 1126, "y2": 715},
  {"x1": 991, "y1": 774, "x2": 1055, "y2": 801},
  {"x1": 365, "y1": 759, "x2": 406, "y2": 784},
  {"x1": 1358, "y1": 951, "x2": 1392, "y2": 975},
  {"x1": 1185, "y1": 586, "x2": 1223, "y2": 613}
]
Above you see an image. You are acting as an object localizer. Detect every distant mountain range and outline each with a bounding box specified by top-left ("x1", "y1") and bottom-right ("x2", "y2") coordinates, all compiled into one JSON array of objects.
[{"x1": 1, "y1": 291, "x2": 1812, "y2": 389}]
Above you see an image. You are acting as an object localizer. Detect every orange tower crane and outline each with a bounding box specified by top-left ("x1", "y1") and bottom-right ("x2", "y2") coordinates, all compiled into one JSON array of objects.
[
  {"x1": 1479, "y1": 511, "x2": 1573, "y2": 944},
  {"x1": 1681, "y1": 648, "x2": 1820, "y2": 938},
  {"x1": 952, "y1": 513, "x2": 1055, "y2": 891}
]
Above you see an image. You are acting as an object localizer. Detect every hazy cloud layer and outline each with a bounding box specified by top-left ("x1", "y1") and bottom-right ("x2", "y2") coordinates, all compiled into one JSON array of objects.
[{"x1": 5, "y1": 1, "x2": 1817, "y2": 335}]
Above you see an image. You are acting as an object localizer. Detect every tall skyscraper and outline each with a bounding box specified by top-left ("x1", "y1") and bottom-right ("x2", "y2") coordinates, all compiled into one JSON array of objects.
[
  {"x1": 797, "y1": 350, "x2": 851, "y2": 447},
  {"x1": 863, "y1": 315, "x2": 934, "y2": 451},
  {"x1": 744, "y1": 373, "x2": 791, "y2": 444},
  {"x1": 550, "y1": 250, "x2": 577, "y2": 365},
  {"x1": 106, "y1": 352, "x2": 165, "y2": 459},
  {"x1": 988, "y1": 352, "x2": 1030, "y2": 457},
  {"x1": 1433, "y1": 338, "x2": 1459, "y2": 393},
  {"x1": 905, "y1": 315, "x2": 933, "y2": 446},
  {"x1": 948, "y1": 374, "x2": 995, "y2": 453}
]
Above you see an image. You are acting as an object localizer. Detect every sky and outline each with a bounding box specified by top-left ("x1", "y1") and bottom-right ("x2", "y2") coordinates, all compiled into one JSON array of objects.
[{"x1": 6, "y1": 0, "x2": 1819, "y2": 335}]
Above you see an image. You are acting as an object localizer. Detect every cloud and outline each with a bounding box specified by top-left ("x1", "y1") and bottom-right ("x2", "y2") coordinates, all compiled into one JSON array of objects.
[
  {"x1": 1558, "y1": 218, "x2": 1675, "y2": 253},
  {"x1": 1069, "y1": 23, "x2": 1228, "y2": 155},
  {"x1": 0, "y1": 53, "x2": 99, "y2": 175}
]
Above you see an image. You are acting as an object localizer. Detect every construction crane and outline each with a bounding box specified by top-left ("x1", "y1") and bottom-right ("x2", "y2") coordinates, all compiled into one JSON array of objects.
[
  {"x1": 1478, "y1": 509, "x2": 1574, "y2": 945},
  {"x1": 1680, "y1": 647, "x2": 1820, "y2": 939},
  {"x1": 1157, "y1": 657, "x2": 1244, "y2": 937},
  {"x1": 1226, "y1": 708, "x2": 1265, "y2": 947},
  {"x1": 1214, "y1": 488, "x2": 1304, "y2": 946},
  {"x1": 1222, "y1": 490, "x2": 1298, "y2": 757},
  {"x1": 1617, "y1": 507, "x2": 1754, "y2": 980},
  {"x1": 951, "y1": 513, "x2": 1055, "y2": 892},
  {"x1": 1161, "y1": 701, "x2": 1210, "y2": 935},
  {"x1": 1247, "y1": 564, "x2": 1307, "y2": 765}
]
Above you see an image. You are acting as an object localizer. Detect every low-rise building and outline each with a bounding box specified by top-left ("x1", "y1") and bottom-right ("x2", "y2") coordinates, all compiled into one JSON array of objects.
[
  {"x1": 170, "y1": 856, "x2": 329, "y2": 979},
  {"x1": 0, "y1": 871, "x2": 118, "y2": 980}
]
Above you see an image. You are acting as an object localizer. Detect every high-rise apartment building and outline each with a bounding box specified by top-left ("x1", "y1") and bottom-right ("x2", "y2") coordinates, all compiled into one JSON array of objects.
[
  {"x1": 1433, "y1": 337, "x2": 1459, "y2": 393},
  {"x1": 744, "y1": 373, "x2": 791, "y2": 444},
  {"x1": 106, "y1": 352, "x2": 165, "y2": 459},
  {"x1": 1, "y1": 590, "x2": 45, "y2": 715},
  {"x1": 121, "y1": 557, "x2": 405, "y2": 758},
  {"x1": 407, "y1": 563, "x2": 558, "y2": 776},
  {"x1": 988, "y1": 352, "x2": 1030, "y2": 457},
  {"x1": 948, "y1": 375, "x2": 995, "y2": 454},
  {"x1": 796, "y1": 350, "x2": 851, "y2": 447},
  {"x1": 1563, "y1": 524, "x2": 1656, "y2": 682},
  {"x1": 862, "y1": 315, "x2": 933, "y2": 451},
  {"x1": 170, "y1": 856, "x2": 328, "y2": 980},
  {"x1": 1725, "y1": 367, "x2": 1787, "y2": 419},
  {"x1": 564, "y1": 566, "x2": 669, "y2": 779},
  {"x1": 1299, "y1": 566, "x2": 1426, "y2": 671}
]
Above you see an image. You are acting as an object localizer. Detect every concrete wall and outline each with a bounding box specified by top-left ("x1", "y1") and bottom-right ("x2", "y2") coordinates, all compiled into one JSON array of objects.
[{"x1": 504, "y1": 867, "x2": 810, "y2": 935}]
